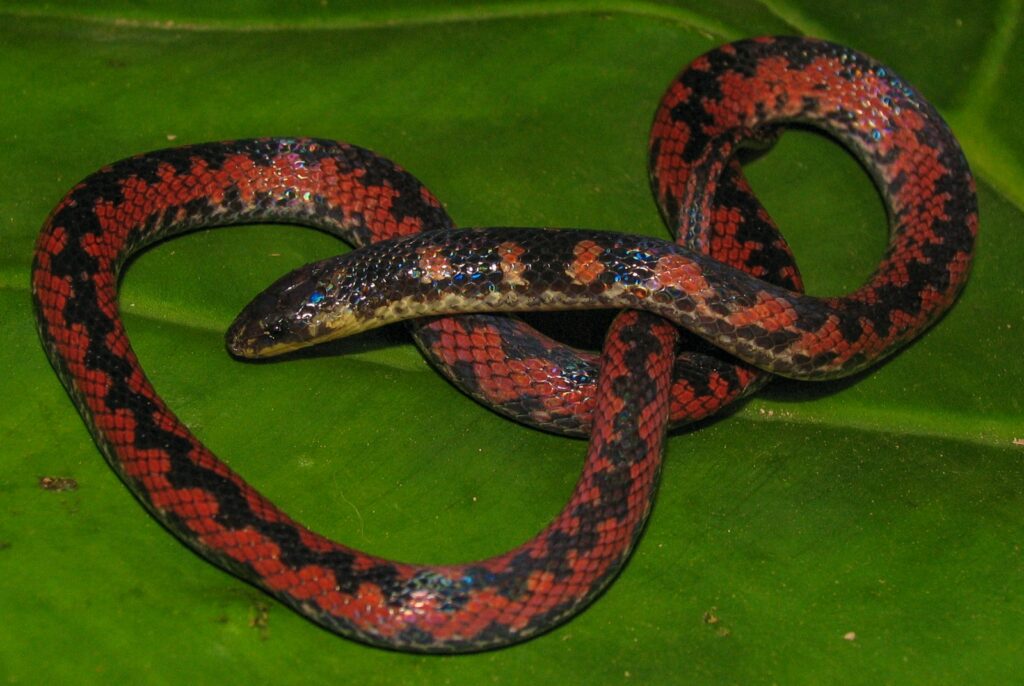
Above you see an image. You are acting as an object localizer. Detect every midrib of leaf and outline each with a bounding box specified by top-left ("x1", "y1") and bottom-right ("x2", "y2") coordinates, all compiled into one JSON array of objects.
[
  {"x1": 0, "y1": 1, "x2": 742, "y2": 37},
  {"x1": 946, "y1": 0, "x2": 1024, "y2": 210},
  {"x1": 959, "y1": 0, "x2": 1021, "y2": 118},
  {"x1": 737, "y1": 400, "x2": 1020, "y2": 450},
  {"x1": 748, "y1": 0, "x2": 831, "y2": 38}
]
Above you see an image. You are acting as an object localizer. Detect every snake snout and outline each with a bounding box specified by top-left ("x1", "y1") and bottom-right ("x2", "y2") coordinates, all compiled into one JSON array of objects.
[
  {"x1": 226, "y1": 267, "x2": 326, "y2": 358},
  {"x1": 225, "y1": 298, "x2": 293, "y2": 358}
]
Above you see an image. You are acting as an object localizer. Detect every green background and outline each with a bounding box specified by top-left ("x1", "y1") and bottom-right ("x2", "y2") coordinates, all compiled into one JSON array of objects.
[{"x1": 1, "y1": 1, "x2": 1021, "y2": 683}]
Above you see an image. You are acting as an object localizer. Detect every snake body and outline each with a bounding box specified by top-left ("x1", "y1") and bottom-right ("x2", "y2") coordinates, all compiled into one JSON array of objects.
[{"x1": 32, "y1": 37, "x2": 976, "y2": 651}]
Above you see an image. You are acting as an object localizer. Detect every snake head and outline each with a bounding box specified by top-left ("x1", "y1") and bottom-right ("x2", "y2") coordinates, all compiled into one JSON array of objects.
[{"x1": 226, "y1": 255, "x2": 362, "y2": 358}]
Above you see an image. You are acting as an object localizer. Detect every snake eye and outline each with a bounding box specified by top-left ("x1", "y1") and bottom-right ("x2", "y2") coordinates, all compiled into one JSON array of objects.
[{"x1": 265, "y1": 318, "x2": 288, "y2": 340}]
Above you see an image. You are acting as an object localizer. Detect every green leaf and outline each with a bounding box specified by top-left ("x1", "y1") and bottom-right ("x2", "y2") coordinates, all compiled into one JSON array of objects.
[{"x1": 1, "y1": 2, "x2": 1021, "y2": 683}]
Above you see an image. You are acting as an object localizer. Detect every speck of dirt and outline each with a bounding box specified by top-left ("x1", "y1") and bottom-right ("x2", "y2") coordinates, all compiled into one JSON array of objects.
[
  {"x1": 250, "y1": 601, "x2": 270, "y2": 639},
  {"x1": 39, "y1": 476, "x2": 78, "y2": 492},
  {"x1": 703, "y1": 607, "x2": 731, "y2": 637}
]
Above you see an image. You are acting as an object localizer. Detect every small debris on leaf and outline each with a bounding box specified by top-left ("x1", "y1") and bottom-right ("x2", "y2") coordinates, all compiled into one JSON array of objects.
[
  {"x1": 250, "y1": 601, "x2": 270, "y2": 639},
  {"x1": 39, "y1": 476, "x2": 78, "y2": 492}
]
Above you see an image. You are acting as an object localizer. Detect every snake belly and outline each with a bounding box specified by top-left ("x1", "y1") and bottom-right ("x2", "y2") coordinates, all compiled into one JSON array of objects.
[{"x1": 32, "y1": 37, "x2": 976, "y2": 651}]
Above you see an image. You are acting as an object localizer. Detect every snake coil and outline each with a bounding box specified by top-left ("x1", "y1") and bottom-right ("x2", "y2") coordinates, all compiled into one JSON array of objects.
[{"x1": 32, "y1": 37, "x2": 976, "y2": 651}]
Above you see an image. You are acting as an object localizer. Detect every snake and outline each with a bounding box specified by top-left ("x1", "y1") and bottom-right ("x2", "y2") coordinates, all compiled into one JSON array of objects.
[{"x1": 31, "y1": 36, "x2": 976, "y2": 652}]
